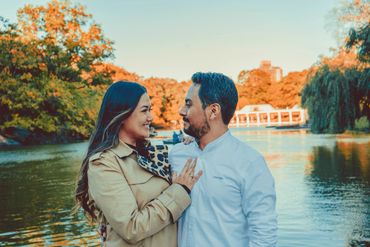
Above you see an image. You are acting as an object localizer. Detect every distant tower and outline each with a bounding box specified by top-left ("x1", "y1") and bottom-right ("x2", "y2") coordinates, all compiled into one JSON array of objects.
[
  {"x1": 260, "y1": 60, "x2": 272, "y2": 73},
  {"x1": 271, "y1": 66, "x2": 283, "y2": 82},
  {"x1": 259, "y1": 60, "x2": 283, "y2": 82}
]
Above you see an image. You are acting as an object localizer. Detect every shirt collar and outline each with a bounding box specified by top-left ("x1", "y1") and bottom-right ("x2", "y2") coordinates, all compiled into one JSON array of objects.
[
  {"x1": 110, "y1": 140, "x2": 135, "y2": 158},
  {"x1": 197, "y1": 130, "x2": 231, "y2": 153}
]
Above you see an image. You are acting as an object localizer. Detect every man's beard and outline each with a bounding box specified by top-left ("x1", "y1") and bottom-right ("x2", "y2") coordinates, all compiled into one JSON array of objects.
[{"x1": 183, "y1": 113, "x2": 210, "y2": 139}]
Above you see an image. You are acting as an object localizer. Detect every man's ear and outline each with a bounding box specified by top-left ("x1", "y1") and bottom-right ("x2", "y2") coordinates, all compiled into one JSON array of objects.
[{"x1": 209, "y1": 103, "x2": 221, "y2": 120}]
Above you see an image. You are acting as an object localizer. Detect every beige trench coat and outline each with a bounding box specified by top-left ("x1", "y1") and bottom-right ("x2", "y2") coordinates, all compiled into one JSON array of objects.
[{"x1": 88, "y1": 141, "x2": 190, "y2": 247}]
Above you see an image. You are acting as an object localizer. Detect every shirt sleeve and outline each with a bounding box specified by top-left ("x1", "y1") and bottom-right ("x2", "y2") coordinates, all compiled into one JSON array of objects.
[
  {"x1": 88, "y1": 158, "x2": 191, "y2": 244},
  {"x1": 241, "y1": 156, "x2": 278, "y2": 247}
]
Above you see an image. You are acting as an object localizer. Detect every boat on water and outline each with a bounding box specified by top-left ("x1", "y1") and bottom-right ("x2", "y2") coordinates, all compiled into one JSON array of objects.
[
  {"x1": 274, "y1": 123, "x2": 311, "y2": 130},
  {"x1": 162, "y1": 130, "x2": 183, "y2": 145},
  {"x1": 162, "y1": 139, "x2": 181, "y2": 145}
]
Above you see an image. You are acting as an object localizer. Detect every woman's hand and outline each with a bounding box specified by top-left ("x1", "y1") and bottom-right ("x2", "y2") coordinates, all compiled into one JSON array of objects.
[{"x1": 172, "y1": 158, "x2": 202, "y2": 191}]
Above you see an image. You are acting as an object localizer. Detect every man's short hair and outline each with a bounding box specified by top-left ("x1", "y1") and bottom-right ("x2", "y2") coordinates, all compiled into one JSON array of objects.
[{"x1": 191, "y1": 72, "x2": 238, "y2": 125}]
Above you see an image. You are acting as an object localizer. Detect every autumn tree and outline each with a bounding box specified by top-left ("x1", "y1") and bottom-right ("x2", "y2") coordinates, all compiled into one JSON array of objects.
[
  {"x1": 268, "y1": 70, "x2": 309, "y2": 108},
  {"x1": 236, "y1": 69, "x2": 272, "y2": 109},
  {"x1": 0, "y1": 0, "x2": 114, "y2": 144},
  {"x1": 16, "y1": 0, "x2": 114, "y2": 84},
  {"x1": 142, "y1": 78, "x2": 189, "y2": 128},
  {"x1": 327, "y1": 0, "x2": 370, "y2": 43},
  {"x1": 236, "y1": 67, "x2": 311, "y2": 110}
]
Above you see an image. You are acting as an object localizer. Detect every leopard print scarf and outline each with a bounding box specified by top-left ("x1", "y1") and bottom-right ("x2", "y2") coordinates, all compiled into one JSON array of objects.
[{"x1": 136, "y1": 144, "x2": 171, "y2": 183}]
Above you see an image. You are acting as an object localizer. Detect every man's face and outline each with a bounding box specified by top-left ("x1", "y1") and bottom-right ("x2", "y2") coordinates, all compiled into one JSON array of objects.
[{"x1": 179, "y1": 84, "x2": 210, "y2": 139}]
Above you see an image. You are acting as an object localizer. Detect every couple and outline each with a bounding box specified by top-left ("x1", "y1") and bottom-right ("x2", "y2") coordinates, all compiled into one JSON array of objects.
[{"x1": 75, "y1": 72, "x2": 277, "y2": 247}]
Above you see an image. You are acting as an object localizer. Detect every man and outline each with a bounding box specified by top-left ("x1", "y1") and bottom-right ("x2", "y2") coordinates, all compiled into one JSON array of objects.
[{"x1": 169, "y1": 72, "x2": 277, "y2": 247}]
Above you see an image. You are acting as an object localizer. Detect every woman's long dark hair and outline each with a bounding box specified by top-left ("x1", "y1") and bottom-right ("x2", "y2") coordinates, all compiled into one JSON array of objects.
[{"x1": 75, "y1": 81, "x2": 147, "y2": 219}]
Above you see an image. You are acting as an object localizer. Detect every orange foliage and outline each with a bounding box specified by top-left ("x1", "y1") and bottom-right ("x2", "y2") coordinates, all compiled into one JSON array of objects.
[
  {"x1": 141, "y1": 78, "x2": 190, "y2": 129},
  {"x1": 320, "y1": 48, "x2": 366, "y2": 70},
  {"x1": 82, "y1": 63, "x2": 141, "y2": 83},
  {"x1": 268, "y1": 70, "x2": 309, "y2": 108},
  {"x1": 236, "y1": 69, "x2": 272, "y2": 109},
  {"x1": 16, "y1": 0, "x2": 113, "y2": 58},
  {"x1": 236, "y1": 68, "x2": 309, "y2": 109}
]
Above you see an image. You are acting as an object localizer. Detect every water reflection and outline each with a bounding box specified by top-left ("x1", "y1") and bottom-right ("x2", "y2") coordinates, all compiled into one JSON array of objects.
[
  {"x1": 307, "y1": 141, "x2": 369, "y2": 182},
  {"x1": 305, "y1": 141, "x2": 370, "y2": 246},
  {"x1": 0, "y1": 150, "x2": 99, "y2": 246}
]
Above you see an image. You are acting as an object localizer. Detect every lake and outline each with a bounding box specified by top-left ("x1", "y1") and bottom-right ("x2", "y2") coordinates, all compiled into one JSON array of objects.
[{"x1": 0, "y1": 128, "x2": 369, "y2": 246}]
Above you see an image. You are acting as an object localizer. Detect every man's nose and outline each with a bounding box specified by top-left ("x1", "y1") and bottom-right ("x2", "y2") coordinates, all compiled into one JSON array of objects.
[{"x1": 179, "y1": 106, "x2": 186, "y2": 116}]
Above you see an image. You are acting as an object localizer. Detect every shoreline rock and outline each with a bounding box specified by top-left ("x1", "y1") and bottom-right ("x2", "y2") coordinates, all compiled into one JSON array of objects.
[
  {"x1": 0, "y1": 127, "x2": 87, "y2": 146},
  {"x1": 0, "y1": 135, "x2": 20, "y2": 146}
]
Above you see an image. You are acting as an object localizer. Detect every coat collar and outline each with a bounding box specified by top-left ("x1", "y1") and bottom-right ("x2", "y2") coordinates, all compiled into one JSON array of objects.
[
  {"x1": 111, "y1": 140, "x2": 171, "y2": 183},
  {"x1": 110, "y1": 140, "x2": 135, "y2": 158}
]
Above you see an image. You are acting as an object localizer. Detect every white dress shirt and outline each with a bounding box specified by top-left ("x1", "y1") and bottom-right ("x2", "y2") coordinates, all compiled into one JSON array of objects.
[{"x1": 169, "y1": 130, "x2": 277, "y2": 247}]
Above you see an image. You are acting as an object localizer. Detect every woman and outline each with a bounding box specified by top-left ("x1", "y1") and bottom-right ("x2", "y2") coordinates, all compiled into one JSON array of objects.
[{"x1": 75, "y1": 81, "x2": 202, "y2": 247}]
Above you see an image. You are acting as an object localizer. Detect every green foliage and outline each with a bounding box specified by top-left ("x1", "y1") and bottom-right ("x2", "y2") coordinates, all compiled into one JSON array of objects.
[
  {"x1": 0, "y1": 67, "x2": 102, "y2": 141},
  {"x1": 354, "y1": 116, "x2": 370, "y2": 132},
  {"x1": 301, "y1": 66, "x2": 369, "y2": 134},
  {"x1": 346, "y1": 23, "x2": 370, "y2": 63}
]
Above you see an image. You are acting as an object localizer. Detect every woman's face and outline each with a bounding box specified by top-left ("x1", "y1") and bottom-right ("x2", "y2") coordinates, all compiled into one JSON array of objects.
[{"x1": 120, "y1": 93, "x2": 153, "y2": 142}]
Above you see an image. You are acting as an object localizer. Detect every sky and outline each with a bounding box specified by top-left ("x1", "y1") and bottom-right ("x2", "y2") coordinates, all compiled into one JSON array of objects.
[{"x1": 2, "y1": 0, "x2": 339, "y2": 81}]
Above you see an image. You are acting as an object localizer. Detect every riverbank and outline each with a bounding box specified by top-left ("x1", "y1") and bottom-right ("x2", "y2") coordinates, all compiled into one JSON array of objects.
[
  {"x1": 0, "y1": 124, "x2": 172, "y2": 147},
  {"x1": 344, "y1": 130, "x2": 370, "y2": 135},
  {"x1": 1, "y1": 126, "x2": 369, "y2": 147},
  {"x1": 0, "y1": 126, "x2": 89, "y2": 147}
]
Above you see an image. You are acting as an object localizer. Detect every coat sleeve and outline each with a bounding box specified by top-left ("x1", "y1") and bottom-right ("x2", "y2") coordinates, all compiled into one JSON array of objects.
[
  {"x1": 241, "y1": 156, "x2": 278, "y2": 247},
  {"x1": 88, "y1": 157, "x2": 191, "y2": 244}
]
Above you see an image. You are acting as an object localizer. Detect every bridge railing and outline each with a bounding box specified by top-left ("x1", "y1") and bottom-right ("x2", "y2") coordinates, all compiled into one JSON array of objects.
[{"x1": 229, "y1": 109, "x2": 307, "y2": 127}]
